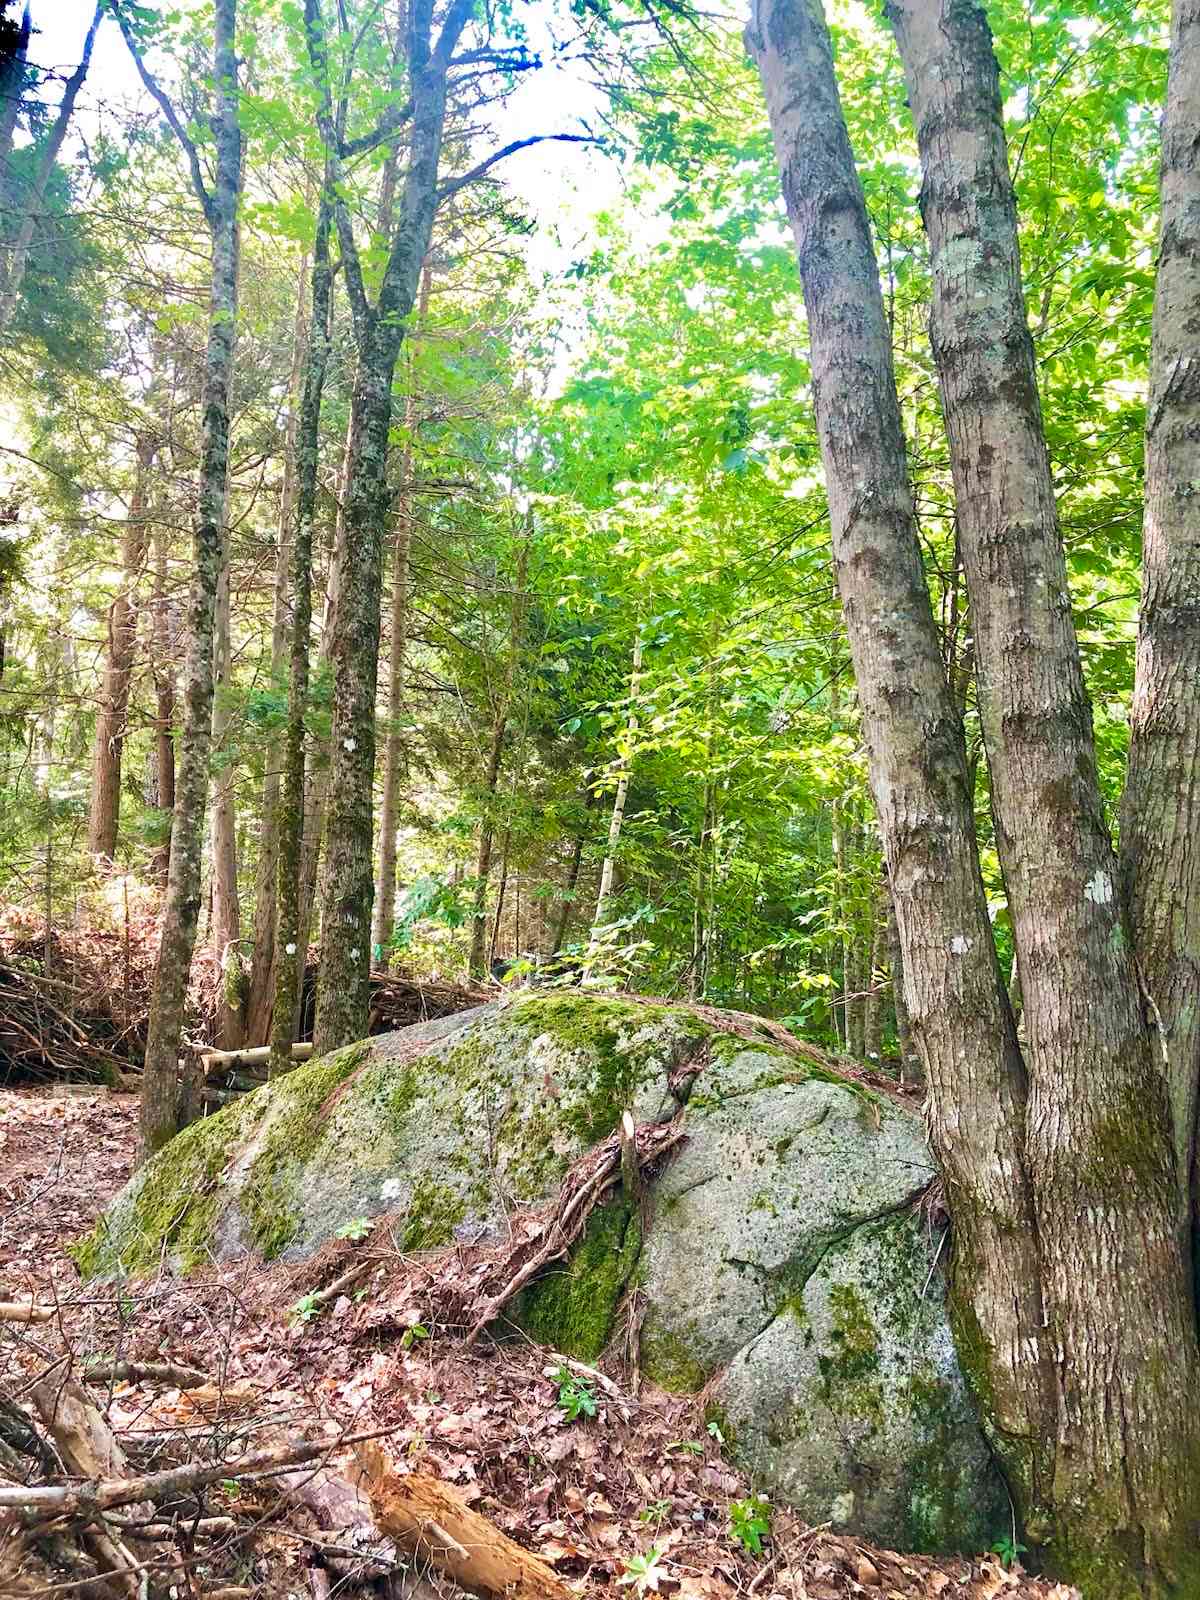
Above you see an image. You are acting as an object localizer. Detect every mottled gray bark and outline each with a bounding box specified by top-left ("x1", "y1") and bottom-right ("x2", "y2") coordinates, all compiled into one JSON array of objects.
[
  {"x1": 310, "y1": 0, "x2": 476, "y2": 1055},
  {"x1": 885, "y1": 0, "x2": 1200, "y2": 1574},
  {"x1": 151, "y1": 527, "x2": 176, "y2": 883},
  {"x1": 88, "y1": 431, "x2": 156, "y2": 862},
  {"x1": 1121, "y1": 0, "x2": 1200, "y2": 1206},
  {"x1": 746, "y1": 0, "x2": 1051, "y2": 1528},
  {"x1": 130, "y1": 0, "x2": 241, "y2": 1160}
]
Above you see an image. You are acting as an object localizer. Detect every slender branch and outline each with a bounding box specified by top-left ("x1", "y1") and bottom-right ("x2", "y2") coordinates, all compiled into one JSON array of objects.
[
  {"x1": 437, "y1": 133, "x2": 598, "y2": 199},
  {"x1": 110, "y1": 3, "x2": 216, "y2": 227},
  {"x1": 340, "y1": 96, "x2": 414, "y2": 160}
]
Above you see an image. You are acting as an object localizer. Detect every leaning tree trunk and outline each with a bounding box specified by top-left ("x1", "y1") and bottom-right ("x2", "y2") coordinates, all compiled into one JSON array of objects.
[
  {"x1": 137, "y1": 0, "x2": 241, "y2": 1160},
  {"x1": 270, "y1": 182, "x2": 335, "y2": 1078},
  {"x1": 311, "y1": 0, "x2": 475, "y2": 1055},
  {"x1": 88, "y1": 430, "x2": 155, "y2": 862},
  {"x1": 746, "y1": 0, "x2": 1053, "y2": 1527},
  {"x1": 1120, "y1": 0, "x2": 1200, "y2": 1206},
  {"x1": 885, "y1": 0, "x2": 1200, "y2": 1576},
  {"x1": 246, "y1": 250, "x2": 310, "y2": 1043}
]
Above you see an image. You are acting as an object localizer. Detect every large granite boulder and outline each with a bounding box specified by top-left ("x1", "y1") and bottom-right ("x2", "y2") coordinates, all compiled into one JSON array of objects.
[{"x1": 75, "y1": 993, "x2": 1006, "y2": 1553}]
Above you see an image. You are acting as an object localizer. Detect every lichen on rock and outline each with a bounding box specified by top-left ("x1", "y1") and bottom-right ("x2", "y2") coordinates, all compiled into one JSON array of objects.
[{"x1": 76, "y1": 992, "x2": 1006, "y2": 1554}]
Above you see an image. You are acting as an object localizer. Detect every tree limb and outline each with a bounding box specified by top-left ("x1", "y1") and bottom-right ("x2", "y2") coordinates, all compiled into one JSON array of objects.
[
  {"x1": 438, "y1": 133, "x2": 599, "y2": 200},
  {"x1": 110, "y1": 2, "x2": 217, "y2": 228}
]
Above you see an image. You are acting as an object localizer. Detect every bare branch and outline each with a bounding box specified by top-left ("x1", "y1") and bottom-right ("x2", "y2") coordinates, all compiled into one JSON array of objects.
[
  {"x1": 109, "y1": 2, "x2": 216, "y2": 227},
  {"x1": 438, "y1": 133, "x2": 599, "y2": 200}
]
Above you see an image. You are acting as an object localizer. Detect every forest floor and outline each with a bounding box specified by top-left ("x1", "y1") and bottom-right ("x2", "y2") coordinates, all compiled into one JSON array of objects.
[{"x1": 0, "y1": 1086, "x2": 1076, "y2": 1600}]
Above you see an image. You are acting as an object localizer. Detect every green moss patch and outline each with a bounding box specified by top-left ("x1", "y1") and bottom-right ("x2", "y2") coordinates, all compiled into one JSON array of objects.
[{"x1": 517, "y1": 1200, "x2": 642, "y2": 1360}]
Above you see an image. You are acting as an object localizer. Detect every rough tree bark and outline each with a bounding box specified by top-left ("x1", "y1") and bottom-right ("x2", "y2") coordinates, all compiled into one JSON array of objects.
[
  {"x1": 309, "y1": 0, "x2": 476, "y2": 1055},
  {"x1": 121, "y1": 0, "x2": 242, "y2": 1160},
  {"x1": 751, "y1": 0, "x2": 1200, "y2": 1586},
  {"x1": 884, "y1": 0, "x2": 1200, "y2": 1578},
  {"x1": 88, "y1": 430, "x2": 156, "y2": 862},
  {"x1": 150, "y1": 525, "x2": 177, "y2": 882},
  {"x1": 746, "y1": 0, "x2": 1052, "y2": 1539},
  {"x1": 1120, "y1": 0, "x2": 1200, "y2": 1203}
]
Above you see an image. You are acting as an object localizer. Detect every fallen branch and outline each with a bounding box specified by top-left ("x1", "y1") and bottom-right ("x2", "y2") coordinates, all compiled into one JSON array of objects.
[
  {"x1": 0, "y1": 1425, "x2": 395, "y2": 1518},
  {"x1": 0, "y1": 1300, "x2": 55, "y2": 1324},
  {"x1": 353, "y1": 1440, "x2": 574, "y2": 1600},
  {"x1": 82, "y1": 1359, "x2": 209, "y2": 1389}
]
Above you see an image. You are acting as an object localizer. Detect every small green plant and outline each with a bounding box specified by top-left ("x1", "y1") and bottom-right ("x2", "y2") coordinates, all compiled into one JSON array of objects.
[
  {"x1": 707, "y1": 1419, "x2": 726, "y2": 1447},
  {"x1": 553, "y1": 1365, "x2": 598, "y2": 1421},
  {"x1": 665, "y1": 1439, "x2": 703, "y2": 1456},
  {"x1": 990, "y1": 1536, "x2": 1027, "y2": 1569},
  {"x1": 618, "y1": 1545, "x2": 669, "y2": 1593},
  {"x1": 336, "y1": 1216, "x2": 371, "y2": 1241},
  {"x1": 400, "y1": 1322, "x2": 430, "y2": 1350},
  {"x1": 729, "y1": 1495, "x2": 771, "y2": 1557},
  {"x1": 638, "y1": 1500, "x2": 671, "y2": 1527},
  {"x1": 290, "y1": 1292, "x2": 321, "y2": 1325}
]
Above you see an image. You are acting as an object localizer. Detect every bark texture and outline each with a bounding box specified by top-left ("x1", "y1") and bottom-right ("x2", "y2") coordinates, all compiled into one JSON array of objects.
[
  {"x1": 885, "y1": 0, "x2": 1200, "y2": 1578},
  {"x1": 135, "y1": 0, "x2": 241, "y2": 1160},
  {"x1": 209, "y1": 562, "x2": 243, "y2": 1050},
  {"x1": 746, "y1": 0, "x2": 1052, "y2": 1525},
  {"x1": 311, "y1": 0, "x2": 476, "y2": 1054},
  {"x1": 1121, "y1": 0, "x2": 1200, "y2": 1201},
  {"x1": 88, "y1": 431, "x2": 156, "y2": 862}
]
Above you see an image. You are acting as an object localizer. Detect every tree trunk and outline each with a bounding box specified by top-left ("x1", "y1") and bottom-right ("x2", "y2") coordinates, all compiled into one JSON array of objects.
[
  {"x1": 467, "y1": 708, "x2": 508, "y2": 980},
  {"x1": 1120, "y1": 0, "x2": 1200, "y2": 1203},
  {"x1": 885, "y1": 0, "x2": 1200, "y2": 1574},
  {"x1": 863, "y1": 890, "x2": 884, "y2": 1064},
  {"x1": 136, "y1": 0, "x2": 241, "y2": 1161},
  {"x1": 588, "y1": 633, "x2": 643, "y2": 953},
  {"x1": 0, "y1": 0, "x2": 101, "y2": 334},
  {"x1": 548, "y1": 786, "x2": 594, "y2": 957},
  {"x1": 246, "y1": 248, "x2": 311, "y2": 1044},
  {"x1": 747, "y1": 0, "x2": 1051, "y2": 1533},
  {"x1": 311, "y1": 0, "x2": 476, "y2": 1056},
  {"x1": 151, "y1": 526, "x2": 177, "y2": 883},
  {"x1": 209, "y1": 562, "x2": 243, "y2": 1051},
  {"x1": 883, "y1": 888, "x2": 918, "y2": 1082},
  {"x1": 270, "y1": 179, "x2": 335, "y2": 1077},
  {"x1": 88, "y1": 431, "x2": 155, "y2": 863},
  {"x1": 371, "y1": 260, "x2": 432, "y2": 970}
]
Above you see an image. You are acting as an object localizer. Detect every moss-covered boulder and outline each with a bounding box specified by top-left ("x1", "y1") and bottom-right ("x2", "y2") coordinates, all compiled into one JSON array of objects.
[{"x1": 77, "y1": 993, "x2": 1005, "y2": 1553}]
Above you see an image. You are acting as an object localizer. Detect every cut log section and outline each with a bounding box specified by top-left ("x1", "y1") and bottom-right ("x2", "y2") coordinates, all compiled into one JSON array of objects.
[{"x1": 353, "y1": 1441, "x2": 574, "y2": 1600}]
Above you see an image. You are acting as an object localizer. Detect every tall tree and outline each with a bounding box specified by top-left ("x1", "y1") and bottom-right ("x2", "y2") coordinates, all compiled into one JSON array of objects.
[
  {"x1": 306, "y1": 0, "x2": 476, "y2": 1053},
  {"x1": 748, "y1": 0, "x2": 1200, "y2": 1586},
  {"x1": 116, "y1": 0, "x2": 243, "y2": 1158},
  {"x1": 88, "y1": 428, "x2": 156, "y2": 861}
]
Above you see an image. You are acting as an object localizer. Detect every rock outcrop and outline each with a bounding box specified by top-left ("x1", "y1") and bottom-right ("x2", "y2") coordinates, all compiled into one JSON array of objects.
[{"x1": 75, "y1": 993, "x2": 1007, "y2": 1553}]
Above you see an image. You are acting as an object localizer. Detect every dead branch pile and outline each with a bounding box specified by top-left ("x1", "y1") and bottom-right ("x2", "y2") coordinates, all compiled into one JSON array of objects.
[{"x1": 0, "y1": 928, "x2": 153, "y2": 1086}]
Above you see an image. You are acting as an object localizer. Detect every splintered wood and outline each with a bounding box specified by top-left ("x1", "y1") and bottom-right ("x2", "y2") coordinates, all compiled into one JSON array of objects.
[{"x1": 354, "y1": 1440, "x2": 574, "y2": 1600}]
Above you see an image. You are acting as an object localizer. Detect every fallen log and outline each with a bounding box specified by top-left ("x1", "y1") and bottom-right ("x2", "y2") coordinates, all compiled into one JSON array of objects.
[
  {"x1": 82, "y1": 1359, "x2": 209, "y2": 1389},
  {"x1": 353, "y1": 1440, "x2": 574, "y2": 1600},
  {"x1": 0, "y1": 1300, "x2": 55, "y2": 1324}
]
